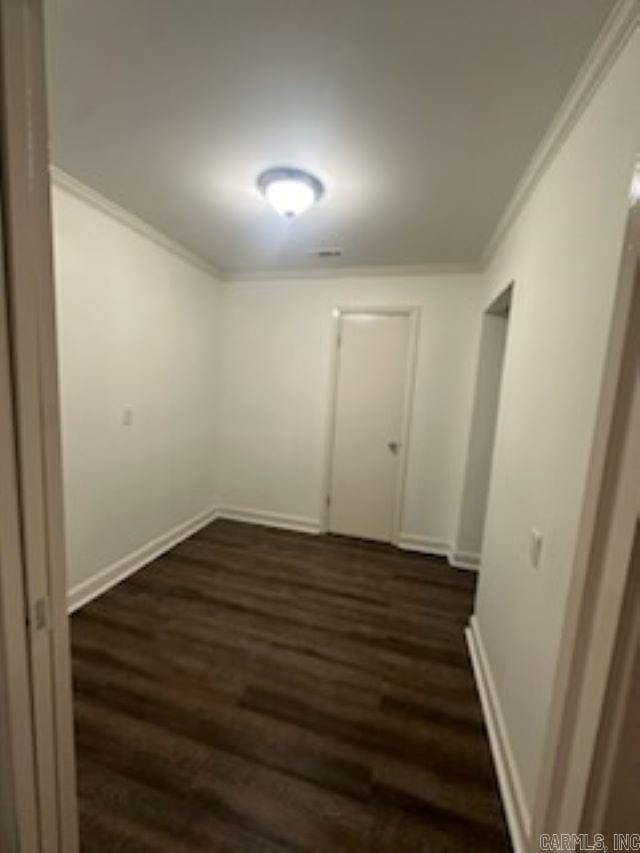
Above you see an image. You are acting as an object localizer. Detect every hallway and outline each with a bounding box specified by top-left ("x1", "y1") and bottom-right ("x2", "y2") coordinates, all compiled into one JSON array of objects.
[{"x1": 71, "y1": 520, "x2": 510, "y2": 851}]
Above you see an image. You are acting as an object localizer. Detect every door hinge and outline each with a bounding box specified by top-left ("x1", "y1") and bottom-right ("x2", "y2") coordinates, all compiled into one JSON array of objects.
[
  {"x1": 31, "y1": 597, "x2": 50, "y2": 632},
  {"x1": 336, "y1": 331, "x2": 342, "y2": 349},
  {"x1": 326, "y1": 494, "x2": 332, "y2": 507}
]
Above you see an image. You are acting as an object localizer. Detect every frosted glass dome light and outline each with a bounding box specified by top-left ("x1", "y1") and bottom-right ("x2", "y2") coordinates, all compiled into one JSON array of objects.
[{"x1": 257, "y1": 167, "x2": 324, "y2": 218}]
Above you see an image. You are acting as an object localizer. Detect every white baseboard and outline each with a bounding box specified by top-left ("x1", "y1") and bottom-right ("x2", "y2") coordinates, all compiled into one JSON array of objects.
[
  {"x1": 67, "y1": 505, "x2": 219, "y2": 613},
  {"x1": 397, "y1": 532, "x2": 451, "y2": 557},
  {"x1": 449, "y1": 549, "x2": 481, "y2": 571},
  {"x1": 217, "y1": 505, "x2": 321, "y2": 535},
  {"x1": 398, "y1": 533, "x2": 480, "y2": 571},
  {"x1": 465, "y1": 615, "x2": 531, "y2": 853},
  {"x1": 68, "y1": 511, "x2": 471, "y2": 613},
  {"x1": 214, "y1": 519, "x2": 480, "y2": 571}
]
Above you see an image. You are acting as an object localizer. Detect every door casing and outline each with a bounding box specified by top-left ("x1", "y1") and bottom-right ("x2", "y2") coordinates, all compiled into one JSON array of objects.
[
  {"x1": 0, "y1": 0, "x2": 78, "y2": 849},
  {"x1": 530, "y1": 161, "x2": 640, "y2": 846},
  {"x1": 0, "y1": 173, "x2": 40, "y2": 853},
  {"x1": 321, "y1": 306, "x2": 420, "y2": 544}
]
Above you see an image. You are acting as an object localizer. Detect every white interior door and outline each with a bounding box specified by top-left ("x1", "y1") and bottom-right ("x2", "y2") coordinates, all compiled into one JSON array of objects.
[{"x1": 328, "y1": 311, "x2": 413, "y2": 542}]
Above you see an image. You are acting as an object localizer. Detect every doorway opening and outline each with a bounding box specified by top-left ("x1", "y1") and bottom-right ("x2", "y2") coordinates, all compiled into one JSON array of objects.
[
  {"x1": 455, "y1": 283, "x2": 513, "y2": 568},
  {"x1": 324, "y1": 308, "x2": 419, "y2": 544}
]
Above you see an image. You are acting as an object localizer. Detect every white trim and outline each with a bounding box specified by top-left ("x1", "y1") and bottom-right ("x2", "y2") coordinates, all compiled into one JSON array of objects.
[
  {"x1": 50, "y1": 166, "x2": 221, "y2": 280},
  {"x1": 482, "y1": 0, "x2": 640, "y2": 265},
  {"x1": 50, "y1": 167, "x2": 475, "y2": 282},
  {"x1": 67, "y1": 509, "x2": 476, "y2": 615},
  {"x1": 67, "y1": 505, "x2": 219, "y2": 613},
  {"x1": 48, "y1": 3, "x2": 639, "y2": 282},
  {"x1": 397, "y1": 533, "x2": 451, "y2": 558},
  {"x1": 0, "y1": 109, "x2": 40, "y2": 853},
  {"x1": 319, "y1": 309, "x2": 343, "y2": 531},
  {"x1": 217, "y1": 506, "x2": 321, "y2": 535},
  {"x1": 398, "y1": 533, "x2": 480, "y2": 571},
  {"x1": 4, "y1": 4, "x2": 79, "y2": 844},
  {"x1": 532, "y1": 176, "x2": 640, "y2": 836},
  {"x1": 321, "y1": 306, "x2": 420, "y2": 545},
  {"x1": 216, "y1": 511, "x2": 479, "y2": 572},
  {"x1": 223, "y1": 263, "x2": 479, "y2": 282},
  {"x1": 449, "y1": 550, "x2": 481, "y2": 571},
  {"x1": 465, "y1": 616, "x2": 531, "y2": 853}
]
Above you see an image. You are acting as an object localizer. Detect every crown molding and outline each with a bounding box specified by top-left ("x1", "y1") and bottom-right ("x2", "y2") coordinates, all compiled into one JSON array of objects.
[
  {"x1": 222, "y1": 262, "x2": 481, "y2": 283},
  {"x1": 51, "y1": 1, "x2": 638, "y2": 284},
  {"x1": 49, "y1": 166, "x2": 221, "y2": 280},
  {"x1": 481, "y1": 0, "x2": 640, "y2": 267},
  {"x1": 51, "y1": 167, "x2": 479, "y2": 282}
]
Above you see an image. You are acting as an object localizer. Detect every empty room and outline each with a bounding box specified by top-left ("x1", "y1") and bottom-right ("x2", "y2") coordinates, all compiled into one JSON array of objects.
[{"x1": 0, "y1": 1, "x2": 639, "y2": 851}]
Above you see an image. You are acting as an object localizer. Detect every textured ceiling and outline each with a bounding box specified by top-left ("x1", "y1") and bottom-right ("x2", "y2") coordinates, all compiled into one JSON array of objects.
[{"x1": 44, "y1": 0, "x2": 616, "y2": 275}]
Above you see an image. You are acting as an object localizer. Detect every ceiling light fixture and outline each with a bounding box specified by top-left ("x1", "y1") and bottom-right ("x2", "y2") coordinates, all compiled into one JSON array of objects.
[{"x1": 257, "y1": 167, "x2": 324, "y2": 219}]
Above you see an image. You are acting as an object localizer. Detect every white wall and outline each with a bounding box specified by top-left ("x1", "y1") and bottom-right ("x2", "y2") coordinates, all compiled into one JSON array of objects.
[
  {"x1": 218, "y1": 274, "x2": 483, "y2": 550},
  {"x1": 50, "y1": 15, "x2": 640, "y2": 846},
  {"x1": 53, "y1": 176, "x2": 484, "y2": 599},
  {"x1": 473, "y1": 26, "x2": 640, "y2": 829},
  {"x1": 52, "y1": 184, "x2": 222, "y2": 596}
]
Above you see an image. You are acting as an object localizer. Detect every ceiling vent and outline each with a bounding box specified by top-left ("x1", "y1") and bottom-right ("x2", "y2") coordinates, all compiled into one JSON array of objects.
[{"x1": 308, "y1": 247, "x2": 343, "y2": 259}]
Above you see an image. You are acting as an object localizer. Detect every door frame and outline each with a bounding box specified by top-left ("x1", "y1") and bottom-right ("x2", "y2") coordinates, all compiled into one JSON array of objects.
[
  {"x1": 0, "y1": 0, "x2": 78, "y2": 849},
  {"x1": 321, "y1": 305, "x2": 420, "y2": 544},
  {"x1": 530, "y1": 162, "x2": 640, "y2": 845},
  {"x1": 582, "y1": 517, "x2": 640, "y2": 834},
  {"x1": 0, "y1": 182, "x2": 40, "y2": 853},
  {"x1": 456, "y1": 281, "x2": 514, "y2": 564}
]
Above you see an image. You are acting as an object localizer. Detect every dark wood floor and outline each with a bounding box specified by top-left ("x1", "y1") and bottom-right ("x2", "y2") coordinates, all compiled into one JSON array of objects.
[{"x1": 71, "y1": 519, "x2": 510, "y2": 852}]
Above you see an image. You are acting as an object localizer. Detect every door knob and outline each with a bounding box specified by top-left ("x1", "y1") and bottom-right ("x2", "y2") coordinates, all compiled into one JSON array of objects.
[{"x1": 387, "y1": 440, "x2": 401, "y2": 454}]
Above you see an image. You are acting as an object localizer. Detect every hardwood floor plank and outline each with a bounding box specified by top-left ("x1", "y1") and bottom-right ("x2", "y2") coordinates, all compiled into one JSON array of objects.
[{"x1": 72, "y1": 519, "x2": 510, "y2": 851}]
